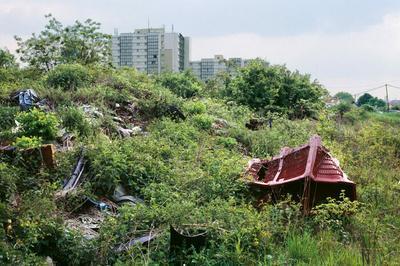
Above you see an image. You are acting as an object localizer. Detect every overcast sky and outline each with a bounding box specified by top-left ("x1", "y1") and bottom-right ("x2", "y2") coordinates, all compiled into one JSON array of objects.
[{"x1": 1, "y1": 0, "x2": 400, "y2": 99}]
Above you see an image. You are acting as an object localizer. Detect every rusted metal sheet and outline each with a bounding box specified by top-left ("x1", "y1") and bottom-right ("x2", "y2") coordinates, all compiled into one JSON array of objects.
[{"x1": 246, "y1": 135, "x2": 356, "y2": 212}]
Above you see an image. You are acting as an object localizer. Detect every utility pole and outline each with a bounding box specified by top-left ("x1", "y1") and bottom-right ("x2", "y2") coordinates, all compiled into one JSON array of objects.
[{"x1": 385, "y1": 84, "x2": 389, "y2": 111}]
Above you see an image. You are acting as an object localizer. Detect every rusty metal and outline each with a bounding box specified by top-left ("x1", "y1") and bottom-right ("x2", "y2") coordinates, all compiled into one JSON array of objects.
[{"x1": 246, "y1": 135, "x2": 356, "y2": 212}]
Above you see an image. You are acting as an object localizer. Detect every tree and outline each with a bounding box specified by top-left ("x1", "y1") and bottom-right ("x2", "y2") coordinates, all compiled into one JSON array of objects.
[
  {"x1": 0, "y1": 48, "x2": 17, "y2": 68},
  {"x1": 356, "y1": 93, "x2": 386, "y2": 109},
  {"x1": 356, "y1": 93, "x2": 373, "y2": 107},
  {"x1": 335, "y1": 101, "x2": 352, "y2": 120},
  {"x1": 15, "y1": 14, "x2": 111, "y2": 71},
  {"x1": 228, "y1": 60, "x2": 326, "y2": 118},
  {"x1": 335, "y1": 92, "x2": 354, "y2": 103}
]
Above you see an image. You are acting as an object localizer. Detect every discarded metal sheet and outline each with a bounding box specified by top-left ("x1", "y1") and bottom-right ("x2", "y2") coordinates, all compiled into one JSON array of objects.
[
  {"x1": 63, "y1": 148, "x2": 85, "y2": 191},
  {"x1": 116, "y1": 233, "x2": 158, "y2": 252},
  {"x1": 246, "y1": 135, "x2": 356, "y2": 212},
  {"x1": 113, "y1": 184, "x2": 144, "y2": 206}
]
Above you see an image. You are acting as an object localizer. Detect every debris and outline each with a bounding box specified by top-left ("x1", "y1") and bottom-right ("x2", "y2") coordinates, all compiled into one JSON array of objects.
[
  {"x1": 86, "y1": 197, "x2": 112, "y2": 212},
  {"x1": 63, "y1": 148, "x2": 85, "y2": 191},
  {"x1": 246, "y1": 135, "x2": 356, "y2": 213},
  {"x1": 45, "y1": 256, "x2": 54, "y2": 266},
  {"x1": 170, "y1": 225, "x2": 207, "y2": 259},
  {"x1": 131, "y1": 126, "x2": 142, "y2": 135},
  {"x1": 113, "y1": 116, "x2": 124, "y2": 123},
  {"x1": 61, "y1": 131, "x2": 75, "y2": 150},
  {"x1": 113, "y1": 184, "x2": 144, "y2": 206},
  {"x1": 0, "y1": 144, "x2": 56, "y2": 169},
  {"x1": 12, "y1": 89, "x2": 39, "y2": 110},
  {"x1": 117, "y1": 126, "x2": 143, "y2": 138},
  {"x1": 65, "y1": 207, "x2": 105, "y2": 240},
  {"x1": 116, "y1": 232, "x2": 158, "y2": 252},
  {"x1": 245, "y1": 118, "x2": 265, "y2": 130},
  {"x1": 167, "y1": 105, "x2": 186, "y2": 120},
  {"x1": 41, "y1": 144, "x2": 56, "y2": 168},
  {"x1": 82, "y1": 104, "x2": 103, "y2": 118},
  {"x1": 212, "y1": 118, "x2": 229, "y2": 130},
  {"x1": 117, "y1": 126, "x2": 133, "y2": 138}
]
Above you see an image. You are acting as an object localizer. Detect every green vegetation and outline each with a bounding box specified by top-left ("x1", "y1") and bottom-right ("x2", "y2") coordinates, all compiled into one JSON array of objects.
[
  {"x1": 335, "y1": 91, "x2": 355, "y2": 103},
  {"x1": 0, "y1": 16, "x2": 399, "y2": 266},
  {"x1": 356, "y1": 93, "x2": 386, "y2": 109},
  {"x1": 46, "y1": 63, "x2": 92, "y2": 90},
  {"x1": 15, "y1": 108, "x2": 59, "y2": 141},
  {"x1": 225, "y1": 59, "x2": 327, "y2": 118},
  {"x1": 15, "y1": 14, "x2": 111, "y2": 71}
]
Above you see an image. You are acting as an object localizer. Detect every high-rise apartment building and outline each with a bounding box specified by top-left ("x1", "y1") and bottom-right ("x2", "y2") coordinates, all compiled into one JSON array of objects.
[
  {"x1": 112, "y1": 28, "x2": 190, "y2": 74},
  {"x1": 189, "y1": 55, "x2": 250, "y2": 81}
]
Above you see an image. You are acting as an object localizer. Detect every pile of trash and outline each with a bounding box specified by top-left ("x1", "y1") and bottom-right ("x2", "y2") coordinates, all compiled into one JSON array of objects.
[{"x1": 11, "y1": 89, "x2": 49, "y2": 111}]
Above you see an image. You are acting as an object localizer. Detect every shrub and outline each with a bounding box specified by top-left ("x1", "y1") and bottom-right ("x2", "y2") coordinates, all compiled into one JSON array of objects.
[
  {"x1": 183, "y1": 100, "x2": 207, "y2": 115},
  {"x1": 191, "y1": 114, "x2": 214, "y2": 130},
  {"x1": 0, "y1": 106, "x2": 19, "y2": 130},
  {"x1": 136, "y1": 87, "x2": 183, "y2": 120},
  {"x1": 216, "y1": 136, "x2": 238, "y2": 149},
  {"x1": 46, "y1": 64, "x2": 91, "y2": 90},
  {"x1": 13, "y1": 136, "x2": 42, "y2": 149},
  {"x1": 0, "y1": 163, "x2": 17, "y2": 202},
  {"x1": 16, "y1": 108, "x2": 59, "y2": 140},
  {"x1": 156, "y1": 71, "x2": 202, "y2": 98},
  {"x1": 60, "y1": 106, "x2": 92, "y2": 137}
]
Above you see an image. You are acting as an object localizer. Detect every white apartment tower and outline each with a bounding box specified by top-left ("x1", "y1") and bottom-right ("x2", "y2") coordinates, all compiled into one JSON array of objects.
[{"x1": 112, "y1": 27, "x2": 190, "y2": 74}]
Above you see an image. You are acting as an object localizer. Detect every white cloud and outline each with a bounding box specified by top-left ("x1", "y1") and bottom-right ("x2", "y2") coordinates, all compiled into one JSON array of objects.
[{"x1": 192, "y1": 12, "x2": 400, "y2": 99}]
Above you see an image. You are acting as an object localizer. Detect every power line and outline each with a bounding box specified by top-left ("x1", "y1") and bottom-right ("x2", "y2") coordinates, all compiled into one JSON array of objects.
[
  {"x1": 353, "y1": 85, "x2": 386, "y2": 97},
  {"x1": 387, "y1": 84, "x2": 400, "y2": 90}
]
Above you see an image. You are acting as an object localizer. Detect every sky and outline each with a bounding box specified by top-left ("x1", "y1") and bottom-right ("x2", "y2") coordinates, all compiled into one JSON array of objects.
[{"x1": 1, "y1": 0, "x2": 400, "y2": 99}]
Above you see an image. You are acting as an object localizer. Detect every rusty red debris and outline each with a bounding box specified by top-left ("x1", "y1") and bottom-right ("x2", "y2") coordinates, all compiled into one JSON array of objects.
[{"x1": 246, "y1": 135, "x2": 356, "y2": 212}]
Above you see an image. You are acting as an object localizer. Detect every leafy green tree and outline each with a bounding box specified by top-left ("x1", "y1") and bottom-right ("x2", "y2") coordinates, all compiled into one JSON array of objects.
[
  {"x1": 368, "y1": 97, "x2": 386, "y2": 108},
  {"x1": 335, "y1": 92, "x2": 354, "y2": 103},
  {"x1": 356, "y1": 93, "x2": 373, "y2": 106},
  {"x1": 0, "y1": 48, "x2": 17, "y2": 68},
  {"x1": 15, "y1": 14, "x2": 111, "y2": 71},
  {"x1": 335, "y1": 101, "x2": 352, "y2": 120},
  {"x1": 356, "y1": 93, "x2": 386, "y2": 109},
  {"x1": 228, "y1": 60, "x2": 326, "y2": 118},
  {"x1": 156, "y1": 70, "x2": 202, "y2": 98}
]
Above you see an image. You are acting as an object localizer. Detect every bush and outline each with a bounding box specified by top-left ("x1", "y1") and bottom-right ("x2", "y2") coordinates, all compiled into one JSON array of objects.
[
  {"x1": 136, "y1": 87, "x2": 183, "y2": 120},
  {"x1": 16, "y1": 108, "x2": 59, "y2": 140},
  {"x1": 60, "y1": 106, "x2": 92, "y2": 137},
  {"x1": 227, "y1": 60, "x2": 326, "y2": 118},
  {"x1": 156, "y1": 71, "x2": 202, "y2": 98},
  {"x1": 191, "y1": 114, "x2": 214, "y2": 130},
  {"x1": 216, "y1": 136, "x2": 238, "y2": 149},
  {"x1": 46, "y1": 64, "x2": 91, "y2": 90},
  {"x1": 183, "y1": 100, "x2": 207, "y2": 115},
  {"x1": 0, "y1": 163, "x2": 17, "y2": 202},
  {"x1": 13, "y1": 136, "x2": 42, "y2": 149},
  {"x1": 0, "y1": 106, "x2": 19, "y2": 130}
]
